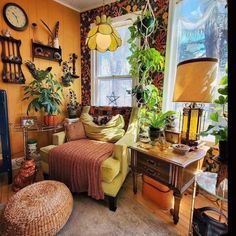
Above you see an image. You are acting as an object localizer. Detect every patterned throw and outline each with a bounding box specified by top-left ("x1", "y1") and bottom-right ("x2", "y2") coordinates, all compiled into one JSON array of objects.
[{"x1": 48, "y1": 139, "x2": 114, "y2": 200}]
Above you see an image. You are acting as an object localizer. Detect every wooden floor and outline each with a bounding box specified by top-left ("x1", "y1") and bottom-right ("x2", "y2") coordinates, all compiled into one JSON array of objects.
[{"x1": 0, "y1": 170, "x2": 227, "y2": 236}]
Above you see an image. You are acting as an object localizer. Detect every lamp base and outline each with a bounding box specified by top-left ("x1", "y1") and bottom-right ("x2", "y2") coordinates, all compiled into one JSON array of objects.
[{"x1": 180, "y1": 103, "x2": 203, "y2": 146}]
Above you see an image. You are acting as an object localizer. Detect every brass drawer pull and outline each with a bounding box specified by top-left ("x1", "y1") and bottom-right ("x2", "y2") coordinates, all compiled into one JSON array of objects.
[
  {"x1": 147, "y1": 159, "x2": 155, "y2": 165},
  {"x1": 147, "y1": 169, "x2": 155, "y2": 175},
  {"x1": 146, "y1": 169, "x2": 161, "y2": 177}
]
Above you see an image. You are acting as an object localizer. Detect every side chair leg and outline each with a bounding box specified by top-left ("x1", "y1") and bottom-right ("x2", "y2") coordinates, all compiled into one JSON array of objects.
[{"x1": 108, "y1": 196, "x2": 117, "y2": 212}]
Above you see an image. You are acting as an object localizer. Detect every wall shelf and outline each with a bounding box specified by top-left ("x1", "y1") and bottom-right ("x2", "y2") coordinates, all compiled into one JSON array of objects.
[{"x1": 32, "y1": 40, "x2": 62, "y2": 65}]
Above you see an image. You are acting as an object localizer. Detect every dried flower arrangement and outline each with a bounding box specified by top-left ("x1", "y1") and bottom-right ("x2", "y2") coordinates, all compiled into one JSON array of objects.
[{"x1": 40, "y1": 19, "x2": 59, "y2": 47}]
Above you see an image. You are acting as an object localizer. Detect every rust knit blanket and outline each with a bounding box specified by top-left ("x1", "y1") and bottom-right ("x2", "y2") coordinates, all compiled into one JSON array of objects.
[{"x1": 48, "y1": 139, "x2": 114, "y2": 200}]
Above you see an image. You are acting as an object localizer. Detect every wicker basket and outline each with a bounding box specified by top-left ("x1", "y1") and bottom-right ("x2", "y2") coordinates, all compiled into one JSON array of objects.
[{"x1": 1, "y1": 180, "x2": 73, "y2": 236}]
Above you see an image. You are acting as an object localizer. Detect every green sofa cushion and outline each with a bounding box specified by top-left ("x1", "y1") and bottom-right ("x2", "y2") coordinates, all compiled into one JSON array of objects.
[
  {"x1": 80, "y1": 113, "x2": 125, "y2": 143},
  {"x1": 40, "y1": 145, "x2": 56, "y2": 163},
  {"x1": 101, "y1": 157, "x2": 120, "y2": 183}
]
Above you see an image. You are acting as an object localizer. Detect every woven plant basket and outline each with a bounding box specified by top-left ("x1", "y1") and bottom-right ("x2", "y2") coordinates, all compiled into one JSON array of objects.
[{"x1": 1, "y1": 180, "x2": 73, "y2": 236}]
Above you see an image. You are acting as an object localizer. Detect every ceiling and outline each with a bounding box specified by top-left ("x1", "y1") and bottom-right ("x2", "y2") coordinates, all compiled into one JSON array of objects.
[{"x1": 54, "y1": 0, "x2": 118, "y2": 12}]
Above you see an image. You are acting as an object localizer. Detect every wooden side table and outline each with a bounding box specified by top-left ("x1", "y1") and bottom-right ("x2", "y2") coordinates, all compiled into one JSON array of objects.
[{"x1": 129, "y1": 143, "x2": 208, "y2": 224}]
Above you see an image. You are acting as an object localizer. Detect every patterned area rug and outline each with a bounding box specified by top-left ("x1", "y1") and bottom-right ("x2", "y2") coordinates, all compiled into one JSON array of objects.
[{"x1": 58, "y1": 176, "x2": 179, "y2": 236}]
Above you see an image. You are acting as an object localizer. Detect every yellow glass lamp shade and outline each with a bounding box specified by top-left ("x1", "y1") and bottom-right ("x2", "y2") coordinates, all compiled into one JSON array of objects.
[{"x1": 86, "y1": 15, "x2": 122, "y2": 52}]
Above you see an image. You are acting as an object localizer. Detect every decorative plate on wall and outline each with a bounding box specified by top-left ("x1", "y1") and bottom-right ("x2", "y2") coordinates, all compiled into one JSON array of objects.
[{"x1": 3, "y1": 3, "x2": 28, "y2": 31}]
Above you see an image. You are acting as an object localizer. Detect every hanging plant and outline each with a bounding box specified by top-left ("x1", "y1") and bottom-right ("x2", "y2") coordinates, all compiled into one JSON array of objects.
[
  {"x1": 61, "y1": 61, "x2": 73, "y2": 87},
  {"x1": 137, "y1": 9, "x2": 156, "y2": 37},
  {"x1": 66, "y1": 89, "x2": 80, "y2": 118}
]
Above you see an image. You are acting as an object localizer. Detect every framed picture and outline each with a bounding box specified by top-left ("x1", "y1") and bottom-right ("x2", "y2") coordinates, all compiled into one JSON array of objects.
[
  {"x1": 21, "y1": 116, "x2": 37, "y2": 127},
  {"x1": 165, "y1": 130, "x2": 181, "y2": 144}
]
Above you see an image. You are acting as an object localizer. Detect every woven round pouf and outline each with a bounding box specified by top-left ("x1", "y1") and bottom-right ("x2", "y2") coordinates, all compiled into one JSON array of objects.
[{"x1": 1, "y1": 180, "x2": 73, "y2": 236}]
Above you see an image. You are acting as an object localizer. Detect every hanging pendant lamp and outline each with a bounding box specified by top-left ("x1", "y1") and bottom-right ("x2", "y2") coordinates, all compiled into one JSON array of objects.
[{"x1": 86, "y1": 14, "x2": 122, "y2": 52}]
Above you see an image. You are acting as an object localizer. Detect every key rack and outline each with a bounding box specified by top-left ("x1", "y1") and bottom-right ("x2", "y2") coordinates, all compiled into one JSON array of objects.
[{"x1": 0, "y1": 35, "x2": 25, "y2": 84}]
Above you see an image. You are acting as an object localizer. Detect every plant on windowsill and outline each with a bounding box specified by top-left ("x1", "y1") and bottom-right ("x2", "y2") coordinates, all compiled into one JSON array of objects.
[
  {"x1": 200, "y1": 66, "x2": 228, "y2": 163},
  {"x1": 23, "y1": 61, "x2": 63, "y2": 126},
  {"x1": 66, "y1": 89, "x2": 80, "y2": 118}
]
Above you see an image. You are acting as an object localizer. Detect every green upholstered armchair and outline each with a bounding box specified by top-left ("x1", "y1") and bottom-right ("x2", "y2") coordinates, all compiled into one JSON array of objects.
[{"x1": 40, "y1": 107, "x2": 140, "y2": 211}]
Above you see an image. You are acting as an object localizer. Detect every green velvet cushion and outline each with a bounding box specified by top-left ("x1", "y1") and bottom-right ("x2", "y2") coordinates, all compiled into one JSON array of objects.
[
  {"x1": 40, "y1": 145, "x2": 56, "y2": 163},
  {"x1": 101, "y1": 157, "x2": 120, "y2": 183}
]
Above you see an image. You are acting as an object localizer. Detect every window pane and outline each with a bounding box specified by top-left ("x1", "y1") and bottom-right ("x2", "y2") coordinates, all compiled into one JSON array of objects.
[
  {"x1": 177, "y1": 0, "x2": 227, "y2": 75},
  {"x1": 97, "y1": 26, "x2": 131, "y2": 77},
  {"x1": 173, "y1": 0, "x2": 227, "y2": 133},
  {"x1": 96, "y1": 78, "x2": 132, "y2": 106}
]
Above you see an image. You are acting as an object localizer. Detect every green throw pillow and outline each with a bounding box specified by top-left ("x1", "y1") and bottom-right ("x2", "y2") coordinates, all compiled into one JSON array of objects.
[{"x1": 80, "y1": 113, "x2": 125, "y2": 142}]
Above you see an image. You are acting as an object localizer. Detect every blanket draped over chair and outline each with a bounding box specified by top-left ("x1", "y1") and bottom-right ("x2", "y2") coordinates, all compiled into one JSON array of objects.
[{"x1": 48, "y1": 139, "x2": 114, "y2": 200}]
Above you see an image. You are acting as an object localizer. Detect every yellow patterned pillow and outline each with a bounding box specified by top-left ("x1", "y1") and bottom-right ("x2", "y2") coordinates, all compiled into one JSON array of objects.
[{"x1": 80, "y1": 113, "x2": 125, "y2": 142}]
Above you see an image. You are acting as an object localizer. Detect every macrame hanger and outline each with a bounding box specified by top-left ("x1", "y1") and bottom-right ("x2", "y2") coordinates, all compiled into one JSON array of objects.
[
  {"x1": 140, "y1": 0, "x2": 156, "y2": 49},
  {"x1": 102, "y1": 0, "x2": 105, "y2": 15}
]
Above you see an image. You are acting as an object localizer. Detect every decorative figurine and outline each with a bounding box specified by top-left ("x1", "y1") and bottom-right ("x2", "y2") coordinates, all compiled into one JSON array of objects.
[{"x1": 1, "y1": 28, "x2": 11, "y2": 37}]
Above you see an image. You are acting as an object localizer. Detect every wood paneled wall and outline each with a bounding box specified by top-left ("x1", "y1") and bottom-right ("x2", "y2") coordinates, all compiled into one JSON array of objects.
[{"x1": 0, "y1": 0, "x2": 81, "y2": 158}]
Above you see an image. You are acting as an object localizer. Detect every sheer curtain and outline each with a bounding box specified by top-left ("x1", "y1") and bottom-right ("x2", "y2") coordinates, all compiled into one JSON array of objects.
[{"x1": 163, "y1": 0, "x2": 227, "y2": 132}]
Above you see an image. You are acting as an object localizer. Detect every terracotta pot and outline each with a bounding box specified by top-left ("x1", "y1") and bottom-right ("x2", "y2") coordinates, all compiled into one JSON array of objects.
[{"x1": 44, "y1": 115, "x2": 57, "y2": 126}]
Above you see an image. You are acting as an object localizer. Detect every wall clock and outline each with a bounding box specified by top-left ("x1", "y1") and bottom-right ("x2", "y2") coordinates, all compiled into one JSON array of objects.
[{"x1": 3, "y1": 3, "x2": 28, "y2": 31}]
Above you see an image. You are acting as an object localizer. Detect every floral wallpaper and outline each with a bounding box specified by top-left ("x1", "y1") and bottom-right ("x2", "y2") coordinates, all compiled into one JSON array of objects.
[{"x1": 80, "y1": 0, "x2": 169, "y2": 105}]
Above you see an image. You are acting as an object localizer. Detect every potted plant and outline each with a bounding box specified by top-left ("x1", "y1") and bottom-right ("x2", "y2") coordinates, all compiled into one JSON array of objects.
[
  {"x1": 67, "y1": 89, "x2": 80, "y2": 118},
  {"x1": 23, "y1": 62, "x2": 63, "y2": 126},
  {"x1": 142, "y1": 109, "x2": 175, "y2": 140},
  {"x1": 201, "y1": 67, "x2": 228, "y2": 163},
  {"x1": 137, "y1": 9, "x2": 156, "y2": 36},
  {"x1": 61, "y1": 61, "x2": 73, "y2": 87}
]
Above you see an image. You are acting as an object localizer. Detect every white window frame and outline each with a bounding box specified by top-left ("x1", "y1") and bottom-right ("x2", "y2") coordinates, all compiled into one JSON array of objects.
[
  {"x1": 163, "y1": 0, "x2": 227, "y2": 144},
  {"x1": 91, "y1": 12, "x2": 141, "y2": 106}
]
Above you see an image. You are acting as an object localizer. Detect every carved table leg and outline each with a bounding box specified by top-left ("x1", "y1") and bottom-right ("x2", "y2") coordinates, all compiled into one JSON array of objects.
[
  {"x1": 131, "y1": 150, "x2": 137, "y2": 194},
  {"x1": 170, "y1": 191, "x2": 182, "y2": 224}
]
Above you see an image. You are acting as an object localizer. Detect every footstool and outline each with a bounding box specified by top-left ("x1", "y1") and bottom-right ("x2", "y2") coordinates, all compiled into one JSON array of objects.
[{"x1": 1, "y1": 180, "x2": 73, "y2": 236}]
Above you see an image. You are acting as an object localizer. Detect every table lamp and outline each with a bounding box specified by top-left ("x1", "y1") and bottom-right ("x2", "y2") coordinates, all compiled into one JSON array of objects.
[{"x1": 173, "y1": 57, "x2": 218, "y2": 146}]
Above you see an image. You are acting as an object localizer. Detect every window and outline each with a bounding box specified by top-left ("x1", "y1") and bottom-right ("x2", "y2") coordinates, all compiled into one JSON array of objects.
[
  {"x1": 163, "y1": 0, "x2": 228, "y2": 138},
  {"x1": 91, "y1": 15, "x2": 138, "y2": 107}
]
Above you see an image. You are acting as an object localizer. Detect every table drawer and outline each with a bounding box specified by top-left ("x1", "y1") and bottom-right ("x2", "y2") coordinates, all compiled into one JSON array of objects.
[
  {"x1": 137, "y1": 165, "x2": 170, "y2": 184},
  {"x1": 137, "y1": 152, "x2": 170, "y2": 173}
]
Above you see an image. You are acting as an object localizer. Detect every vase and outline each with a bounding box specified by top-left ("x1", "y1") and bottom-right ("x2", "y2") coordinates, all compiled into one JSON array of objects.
[
  {"x1": 218, "y1": 140, "x2": 228, "y2": 163},
  {"x1": 53, "y1": 37, "x2": 59, "y2": 48}
]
